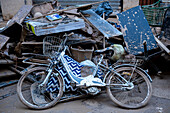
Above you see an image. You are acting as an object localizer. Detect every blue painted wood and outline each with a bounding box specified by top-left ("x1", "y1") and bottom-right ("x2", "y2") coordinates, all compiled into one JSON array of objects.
[{"x1": 117, "y1": 6, "x2": 157, "y2": 55}]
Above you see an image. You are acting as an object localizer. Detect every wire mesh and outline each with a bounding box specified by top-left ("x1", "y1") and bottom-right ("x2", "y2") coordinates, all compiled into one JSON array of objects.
[
  {"x1": 143, "y1": 7, "x2": 168, "y2": 27},
  {"x1": 43, "y1": 36, "x2": 63, "y2": 56},
  {"x1": 142, "y1": 0, "x2": 168, "y2": 27}
]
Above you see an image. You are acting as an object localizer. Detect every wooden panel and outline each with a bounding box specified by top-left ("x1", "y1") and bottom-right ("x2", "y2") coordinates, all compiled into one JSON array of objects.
[
  {"x1": 117, "y1": 6, "x2": 157, "y2": 55},
  {"x1": 81, "y1": 9, "x2": 122, "y2": 38}
]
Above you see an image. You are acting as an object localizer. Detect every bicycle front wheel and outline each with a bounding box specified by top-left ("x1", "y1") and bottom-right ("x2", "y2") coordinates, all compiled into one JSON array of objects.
[
  {"x1": 106, "y1": 65, "x2": 152, "y2": 108},
  {"x1": 17, "y1": 67, "x2": 64, "y2": 109}
]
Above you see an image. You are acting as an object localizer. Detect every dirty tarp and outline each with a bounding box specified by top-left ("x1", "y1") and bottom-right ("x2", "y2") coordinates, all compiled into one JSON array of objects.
[
  {"x1": 95, "y1": 1, "x2": 113, "y2": 20},
  {"x1": 81, "y1": 9, "x2": 122, "y2": 39},
  {"x1": 117, "y1": 6, "x2": 157, "y2": 55}
]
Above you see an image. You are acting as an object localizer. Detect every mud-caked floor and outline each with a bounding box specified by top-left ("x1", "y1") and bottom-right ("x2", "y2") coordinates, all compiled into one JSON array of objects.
[{"x1": 0, "y1": 72, "x2": 170, "y2": 113}]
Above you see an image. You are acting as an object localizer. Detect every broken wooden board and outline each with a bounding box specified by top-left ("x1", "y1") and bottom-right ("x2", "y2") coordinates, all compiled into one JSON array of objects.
[
  {"x1": 0, "y1": 0, "x2": 32, "y2": 20},
  {"x1": 154, "y1": 37, "x2": 170, "y2": 55},
  {"x1": 7, "y1": 5, "x2": 33, "y2": 27},
  {"x1": 0, "y1": 34, "x2": 9, "y2": 49},
  {"x1": 22, "y1": 42, "x2": 44, "y2": 45},
  {"x1": 81, "y1": 9, "x2": 122, "y2": 38},
  {"x1": 117, "y1": 6, "x2": 157, "y2": 55}
]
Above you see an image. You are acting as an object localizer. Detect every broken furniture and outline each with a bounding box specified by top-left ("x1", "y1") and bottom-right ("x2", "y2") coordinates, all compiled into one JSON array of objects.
[
  {"x1": 117, "y1": 6, "x2": 157, "y2": 55},
  {"x1": 116, "y1": 6, "x2": 162, "y2": 74}
]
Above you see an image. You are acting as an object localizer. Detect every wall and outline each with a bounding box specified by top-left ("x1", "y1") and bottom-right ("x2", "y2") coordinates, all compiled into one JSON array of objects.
[{"x1": 123, "y1": 0, "x2": 139, "y2": 11}]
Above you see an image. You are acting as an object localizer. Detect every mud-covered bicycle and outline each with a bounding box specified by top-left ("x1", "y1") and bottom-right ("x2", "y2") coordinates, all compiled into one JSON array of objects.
[{"x1": 17, "y1": 34, "x2": 152, "y2": 109}]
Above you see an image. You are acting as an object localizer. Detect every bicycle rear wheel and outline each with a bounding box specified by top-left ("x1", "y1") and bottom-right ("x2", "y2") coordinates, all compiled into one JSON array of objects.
[
  {"x1": 17, "y1": 67, "x2": 64, "y2": 109},
  {"x1": 106, "y1": 65, "x2": 152, "y2": 108}
]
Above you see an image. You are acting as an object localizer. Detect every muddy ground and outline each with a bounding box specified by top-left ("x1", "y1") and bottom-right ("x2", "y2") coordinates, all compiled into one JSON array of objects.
[{"x1": 0, "y1": 71, "x2": 170, "y2": 113}]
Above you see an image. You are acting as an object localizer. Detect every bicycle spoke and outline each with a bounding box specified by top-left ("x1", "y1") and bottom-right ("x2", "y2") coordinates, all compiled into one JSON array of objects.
[{"x1": 107, "y1": 66, "x2": 152, "y2": 108}]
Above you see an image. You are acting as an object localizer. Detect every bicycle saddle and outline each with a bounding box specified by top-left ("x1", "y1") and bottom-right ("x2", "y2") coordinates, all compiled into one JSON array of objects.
[{"x1": 95, "y1": 47, "x2": 114, "y2": 55}]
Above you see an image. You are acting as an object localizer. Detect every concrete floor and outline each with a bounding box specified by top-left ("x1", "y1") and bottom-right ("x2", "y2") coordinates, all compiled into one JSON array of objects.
[{"x1": 0, "y1": 72, "x2": 170, "y2": 113}]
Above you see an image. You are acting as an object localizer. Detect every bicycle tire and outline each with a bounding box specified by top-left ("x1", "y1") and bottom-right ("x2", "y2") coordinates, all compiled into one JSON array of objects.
[
  {"x1": 106, "y1": 65, "x2": 152, "y2": 108},
  {"x1": 17, "y1": 67, "x2": 64, "y2": 109}
]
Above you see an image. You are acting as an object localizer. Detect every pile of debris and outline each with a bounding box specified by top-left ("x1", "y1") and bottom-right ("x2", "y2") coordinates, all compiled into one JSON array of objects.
[{"x1": 0, "y1": 0, "x2": 169, "y2": 82}]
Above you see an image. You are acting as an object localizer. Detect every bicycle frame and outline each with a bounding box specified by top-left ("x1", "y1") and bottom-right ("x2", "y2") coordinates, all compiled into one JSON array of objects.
[{"x1": 39, "y1": 46, "x2": 137, "y2": 90}]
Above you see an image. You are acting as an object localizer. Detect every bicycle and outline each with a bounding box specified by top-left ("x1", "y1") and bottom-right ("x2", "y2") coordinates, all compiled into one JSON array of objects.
[{"x1": 17, "y1": 33, "x2": 152, "y2": 109}]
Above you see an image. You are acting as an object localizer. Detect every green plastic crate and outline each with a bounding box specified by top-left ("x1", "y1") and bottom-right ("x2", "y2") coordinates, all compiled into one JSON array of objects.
[{"x1": 142, "y1": 0, "x2": 168, "y2": 27}]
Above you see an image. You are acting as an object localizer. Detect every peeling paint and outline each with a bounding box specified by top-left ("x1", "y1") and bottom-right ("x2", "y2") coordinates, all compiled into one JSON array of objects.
[{"x1": 117, "y1": 6, "x2": 157, "y2": 55}]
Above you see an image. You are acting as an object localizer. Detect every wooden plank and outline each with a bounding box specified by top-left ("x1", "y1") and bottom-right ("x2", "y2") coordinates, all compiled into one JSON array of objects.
[
  {"x1": 81, "y1": 9, "x2": 122, "y2": 38},
  {"x1": 154, "y1": 37, "x2": 170, "y2": 55},
  {"x1": 0, "y1": 34, "x2": 9, "y2": 49},
  {"x1": 64, "y1": 9, "x2": 80, "y2": 16},
  {"x1": 7, "y1": 5, "x2": 33, "y2": 27},
  {"x1": 0, "y1": 0, "x2": 32, "y2": 21},
  {"x1": 0, "y1": 69, "x2": 16, "y2": 78},
  {"x1": 22, "y1": 42, "x2": 44, "y2": 45},
  {"x1": 117, "y1": 6, "x2": 157, "y2": 55},
  {"x1": 0, "y1": 59, "x2": 14, "y2": 65}
]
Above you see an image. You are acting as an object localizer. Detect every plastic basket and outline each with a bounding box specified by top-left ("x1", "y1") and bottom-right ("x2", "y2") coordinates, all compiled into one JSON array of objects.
[
  {"x1": 142, "y1": 0, "x2": 168, "y2": 27},
  {"x1": 43, "y1": 36, "x2": 63, "y2": 56},
  {"x1": 71, "y1": 46, "x2": 94, "y2": 62},
  {"x1": 143, "y1": 7, "x2": 168, "y2": 27}
]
